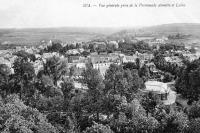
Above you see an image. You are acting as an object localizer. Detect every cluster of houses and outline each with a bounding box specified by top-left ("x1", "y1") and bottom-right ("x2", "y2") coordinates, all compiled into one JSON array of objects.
[
  {"x1": 67, "y1": 51, "x2": 154, "y2": 77},
  {"x1": 1, "y1": 36, "x2": 200, "y2": 106}
]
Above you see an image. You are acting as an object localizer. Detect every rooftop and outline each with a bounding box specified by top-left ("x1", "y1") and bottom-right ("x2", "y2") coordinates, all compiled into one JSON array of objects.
[{"x1": 144, "y1": 81, "x2": 169, "y2": 94}]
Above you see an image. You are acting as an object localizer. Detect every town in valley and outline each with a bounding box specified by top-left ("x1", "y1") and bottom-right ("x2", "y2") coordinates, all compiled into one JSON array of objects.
[{"x1": 1, "y1": 24, "x2": 200, "y2": 132}]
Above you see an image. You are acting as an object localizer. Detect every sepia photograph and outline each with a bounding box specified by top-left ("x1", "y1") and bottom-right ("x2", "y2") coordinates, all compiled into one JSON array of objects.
[{"x1": 0, "y1": 0, "x2": 200, "y2": 132}]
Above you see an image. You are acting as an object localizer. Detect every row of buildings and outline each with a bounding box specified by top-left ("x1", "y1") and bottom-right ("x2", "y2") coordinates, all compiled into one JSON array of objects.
[{"x1": 67, "y1": 51, "x2": 154, "y2": 76}]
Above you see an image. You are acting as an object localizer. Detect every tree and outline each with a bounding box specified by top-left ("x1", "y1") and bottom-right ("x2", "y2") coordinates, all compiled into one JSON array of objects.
[
  {"x1": 83, "y1": 122, "x2": 114, "y2": 133},
  {"x1": 130, "y1": 99, "x2": 159, "y2": 133},
  {"x1": 104, "y1": 64, "x2": 143, "y2": 101},
  {"x1": 104, "y1": 64, "x2": 126, "y2": 95},
  {"x1": 0, "y1": 94, "x2": 57, "y2": 133},
  {"x1": 153, "y1": 51, "x2": 182, "y2": 76},
  {"x1": 69, "y1": 66, "x2": 76, "y2": 77},
  {"x1": 0, "y1": 64, "x2": 11, "y2": 96},
  {"x1": 82, "y1": 66, "x2": 105, "y2": 122},
  {"x1": 71, "y1": 92, "x2": 89, "y2": 131},
  {"x1": 110, "y1": 99, "x2": 159, "y2": 133},
  {"x1": 124, "y1": 69, "x2": 144, "y2": 101},
  {"x1": 163, "y1": 72, "x2": 174, "y2": 83},
  {"x1": 42, "y1": 56, "x2": 68, "y2": 86},
  {"x1": 135, "y1": 58, "x2": 141, "y2": 69},
  {"x1": 190, "y1": 47, "x2": 196, "y2": 54},
  {"x1": 153, "y1": 105, "x2": 189, "y2": 133},
  {"x1": 13, "y1": 57, "x2": 35, "y2": 99},
  {"x1": 0, "y1": 64, "x2": 11, "y2": 76},
  {"x1": 103, "y1": 94, "x2": 127, "y2": 119},
  {"x1": 141, "y1": 92, "x2": 157, "y2": 114},
  {"x1": 45, "y1": 41, "x2": 63, "y2": 53},
  {"x1": 81, "y1": 51, "x2": 90, "y2": 57},
  {"x1": 82, "y1": 65, "x2": 104, "y2": 91},
  {"x1": 13, "y1": 50, "x2": 36, "y2": 62},
  {"x1": 61, "y1": 78, "x2": 75, "y2": 111},
  {"x1": 139, "y1": 64, "x2": 150, "y2": 81},
  {"x1": 123, "y1": 62, "x2": 137, "y2": 70},
  {"x1": 188, "y1": 101, "x2": 200, "y2": 119},
  {"x1": 34, "y1": 94, "x2": 63, "y2": 112},
  {"x1": 176, "y1": 59, "x2": 200, "y2": 103},
  {"x1": 188, "y1": 118, "x2": 200, "y2": 133},
  {"x1": 165, "y1": 110, "x2": 189, "y2": 133}
]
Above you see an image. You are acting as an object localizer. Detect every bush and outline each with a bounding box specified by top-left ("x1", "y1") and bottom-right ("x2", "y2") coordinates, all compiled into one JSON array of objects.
[{"x1": 83, "y1": 122, "x2": 114, "y2": 133}]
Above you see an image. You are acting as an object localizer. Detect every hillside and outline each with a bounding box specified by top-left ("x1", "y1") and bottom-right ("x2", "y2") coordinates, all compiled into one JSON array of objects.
[
  {"x1": 0, "y1": 27, "x2": 123, "y2": 45},
  {"x1": 1, "y1": 23, "x2": 200, "y2": 45},
  {"x1": 106, "y1": 23, "x2": 200, "y2": 47},
  {"x1": 138, "y1": 23, "x2": 200, "y2": 37}
]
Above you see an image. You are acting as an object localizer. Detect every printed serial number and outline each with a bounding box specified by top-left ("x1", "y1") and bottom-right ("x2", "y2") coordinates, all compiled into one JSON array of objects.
[{"x1": 83, "y1": 4, "x2": 91, "y2": 7}]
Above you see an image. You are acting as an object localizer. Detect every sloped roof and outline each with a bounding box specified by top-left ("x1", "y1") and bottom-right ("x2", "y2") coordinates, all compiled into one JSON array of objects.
[{"x1": 144, "y1": 81, "x2": 169, "y2": 94}]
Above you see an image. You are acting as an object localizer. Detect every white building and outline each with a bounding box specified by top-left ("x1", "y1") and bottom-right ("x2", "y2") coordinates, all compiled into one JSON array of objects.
[
  {"x1": 76, "y1": 63, "x2": 86, "y2": 69},
  {"x1": 93, "y1": 62, "x2": 112, "y2": 76},
  {"x1": 143, "y1": 81, "x2": 171, "y2": 103},
  {"x1": 67, "y1": 49, "x2": 80, "y2": 55},
  {"x1": 122, "y1": 55, "x2": 137, "y2": 63},
  {"x1": 144, "y1": 81, "x2": 169, "y2": 94}
]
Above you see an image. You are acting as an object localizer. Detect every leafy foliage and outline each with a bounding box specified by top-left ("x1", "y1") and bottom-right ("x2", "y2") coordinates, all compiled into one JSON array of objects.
[
  {"x1": 83, "y1": 122, "x2": 114, "y2": 133},
  {"x1": 0, "y1": 94, "x2": 57, "y2": 133},
  {"x1": 40, "y1": 56, "x2": 68, "y2": 86},
  {"x1": 176, "y1": 59, "x2": 200, "y2": 103}
]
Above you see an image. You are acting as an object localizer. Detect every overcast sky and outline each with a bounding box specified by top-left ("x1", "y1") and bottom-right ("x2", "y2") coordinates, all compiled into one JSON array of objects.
[{"x1": 0, "y1": 0, "x2": 199, "y2": 28}]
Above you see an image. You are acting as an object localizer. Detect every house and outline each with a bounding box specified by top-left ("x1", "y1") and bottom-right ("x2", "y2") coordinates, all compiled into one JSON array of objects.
[
  {"x1": 68, "y1": 56, "x2": 80, "y2": 63},
  {"x1": 89, "y1": 54, "x2": 113, "y2": 76},
  {"x1": 90, "y1": 52, "x2": 98, "y2": 56},
  {"x1": 164, "y1": 56, "x2": 183, "y2": 66},
  {"x1": 137, "y1": 53, "x2": 154, "y2": 61},
  {"x1": 90, "y1": 54, "x2": 110, "y2": 64},
  {"x1": 76, "y1": 63, "x2": 86, "y2": 69},
  {"x1": 155, "y1": 36, "x2": 168, "y2": 43},
  {"x1": 148, "y1": 36, "x2": 168, "y2": 46},
  {"x1": 74, "y1": 82, "x2": 88, "y2": 90},
  {"x1": 108, "y1": 41, "x2": 119, "y2": 49},
  {"x1": 66, "y1": 49, "x2": 80, "y2": 55},
  {"x1": 42, "y1": 52, "x2": 60, "y2": 59},
  {"x1": 183, "y1": 53, "x2": 200, "y2": 62},
  {"x1": 33, "y1": 60, "x2": 43, "y2": 75},
  {"x1": 143, "y1": 81, "x2": 169, "y2": 101},
  {"x1": 143, "y1": 81, "x2": 176, "y2": 105},
  {"x1": 108, "y1": 53, "x2": 121, "y2": 63},
  {"x1": 9, "y1": 55, "x2": 18, "y2": 64},
  {"x1": 93, "y1": 62, "x2": 112, "y2": 76},
  {"x1": 121, "y1": 55, "x2": 137, "y2": 63},
  {"x1": 68, "y1": 56, "x2": 87, "y2": 63},
  {"x1": 73, "y1": 67, "x2": 85, "y2": 78}
]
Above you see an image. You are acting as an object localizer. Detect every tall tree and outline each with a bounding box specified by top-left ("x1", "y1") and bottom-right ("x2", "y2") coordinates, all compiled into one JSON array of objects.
[
  {"x1": 0, "y1": 64, "x2": 11, "y2": 96},
  {"x1": 136, "y1": 58, "x2": 141, "y2": 69},
  {"x1": 61, "y1": 78, "x2": 75, "y2": 111},
  {"x1": 104, "y1": 64, "x2": 125, "y2": 95},
  {"x1": 139, "y1": 64, "x2": 150, "y2": 81},
  {"x1": 42, "y1": 56, "x2": 68, "y2": 86},
  {"x1": 176, "y1": 59, "x2": 200, "y2": 103},
  {"x1": 82, "y1": 65, "x2": 105, "y2": 121},
  {"x1": 45, "y1": 41, "x2": 63, "y2": 53},
  {"x1": 13, "y1": 56, "x2": 35, "y2": 99},
  {"x1": 104, "y1": 64, "x2": 143, "y2": 100}
]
